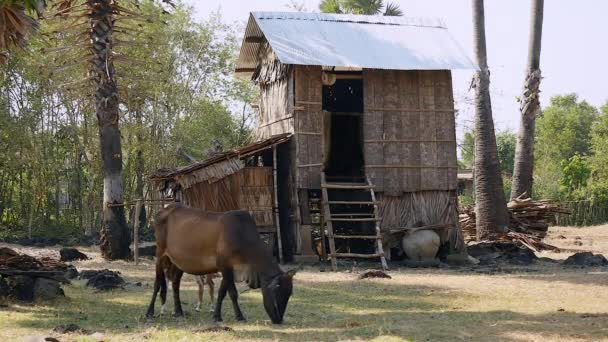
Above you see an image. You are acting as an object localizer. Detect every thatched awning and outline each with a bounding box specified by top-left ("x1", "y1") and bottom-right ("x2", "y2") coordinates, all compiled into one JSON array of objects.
[{"x1": 150, "y1": 133, "x2": 291, "y2": 187}]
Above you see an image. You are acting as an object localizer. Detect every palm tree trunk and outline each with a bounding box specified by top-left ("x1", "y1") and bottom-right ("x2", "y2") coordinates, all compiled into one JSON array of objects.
[
  {"x1": 511, "y1": 0, "x2": 544, "y2": 200},
  {"x1": 472, "y1": 0, "x2": 509, "y2": 239},
  {"x1": 90, "y1": 0, "x2": 130, "y2": 259}
]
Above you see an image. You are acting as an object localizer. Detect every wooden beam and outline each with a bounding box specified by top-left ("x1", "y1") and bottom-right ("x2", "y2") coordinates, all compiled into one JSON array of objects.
[
  {"x1": 272, "y1": 145, "x2": 283, "y2": 264},
  {"x1": 364, "y1": 139, "x2": 456, "y2": 143},
  {"x1": 245, "y1": 36, "x2": 265, "y2": 43},
  {"x1": 258, "y1": 115, "x2": 293, "y2": 128},
  {"x1": 365, "y1": 165, "x2": 457, "y2": 169},
  {"x1": 133, "y1": 199, "x2": 143, "y2": 265},
  {"x1": 297, "y1": 163, "x2": 322, "y2": 168},
  {"x1": 366, "y1": 107, "x2": 456, "y2": 112},
  {"x1": 235, "y1": 67, "x2": 256, "y2": 73},
  {"x1": 296, "y1": 132, "x2": 322, "y2": 136},
  {"x1": 332, "y1": 252, "x2": 384, "y2": 258}
]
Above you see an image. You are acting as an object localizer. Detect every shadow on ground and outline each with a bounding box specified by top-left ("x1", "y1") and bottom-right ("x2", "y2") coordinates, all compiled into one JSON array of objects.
[{"x1": 4, "y1": 272, "x2": 608, "y2": 341}]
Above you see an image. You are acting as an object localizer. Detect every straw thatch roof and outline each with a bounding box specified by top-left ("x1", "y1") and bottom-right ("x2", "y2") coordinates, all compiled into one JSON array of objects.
[{"x1": 150, "y1": 133, "x2": 291, "y2": 188}]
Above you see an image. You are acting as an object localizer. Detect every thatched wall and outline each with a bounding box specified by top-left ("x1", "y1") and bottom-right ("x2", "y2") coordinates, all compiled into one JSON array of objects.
[
  {"x1": 254, "y1": 46, "x2": 294, "y2": 139},
  {"x1": 377, "y1": 191, "x2": 462, "y2": 251},
  {"x1": 182, "y1": 167, "x2": 274, "y2": 227}
]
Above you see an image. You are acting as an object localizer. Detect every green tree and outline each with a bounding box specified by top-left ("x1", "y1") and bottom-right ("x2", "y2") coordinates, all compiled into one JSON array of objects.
[
  {"x1": 588, "y1": 103, "x2": 608, "y2": 181},
  {"x1": 533, "y1": 94, "x2": 599, "y2": 199},
  {"x1": 536, "y1": 94, "x2": 598, "y2": 162},
  {"x1": 319, "y1": 0, "x2": 403, "y2": 16},
  {"x1": 560, "y1": 154, "x2": 591, "y2": 193},
  {"x1": 471, "y1": 0, "x2": 509, "y2": 239},
  {"x1": 460, "y1": 129, "x2": 516, "y2": 175},
  {"x1": 0, "y1": 3, "x2": 255, "y2": 245}
]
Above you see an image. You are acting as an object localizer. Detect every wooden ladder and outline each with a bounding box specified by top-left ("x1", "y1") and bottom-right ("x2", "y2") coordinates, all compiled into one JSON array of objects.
[{"x1": 321, "y1": 173, "x2": 388, "y2": 271}]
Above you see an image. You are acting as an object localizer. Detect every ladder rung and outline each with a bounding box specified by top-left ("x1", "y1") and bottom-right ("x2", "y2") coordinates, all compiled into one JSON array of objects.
[
  {"x1": 321, "y1": 183, "x2": 374, "y2": 190},
  {"x1": 327, "y1": 201, "x2": 379, "y2": 205},
  {"x1": 333, "y1": 252, "x2": 384, "y2": 258},
  {"x1": 328, "y1": 217, "x2": 381, "y2": 222},
  {"x1": 329, "y1": 213, "x2": 375, "y2": 217},
  {"x1": 331, "y1": 235, "x2": 379, "y2": 240}
]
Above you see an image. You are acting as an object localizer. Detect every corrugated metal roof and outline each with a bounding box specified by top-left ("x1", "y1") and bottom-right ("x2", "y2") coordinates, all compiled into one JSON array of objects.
[{"x1": 236, "y1": 11, "x2": 477, "y2": 73}]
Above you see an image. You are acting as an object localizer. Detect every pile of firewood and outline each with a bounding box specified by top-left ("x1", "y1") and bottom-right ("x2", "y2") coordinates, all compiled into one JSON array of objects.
[
  {"x1": 460, "y1": 196, "x2": 572, "y2": 251},
  {"x1": 0, "y1": 247, "x2": 68, "y2": 277}
]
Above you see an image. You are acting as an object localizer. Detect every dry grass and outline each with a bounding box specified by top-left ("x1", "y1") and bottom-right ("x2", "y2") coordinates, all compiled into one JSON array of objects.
[{"x1": 1, "y1": 225, "x2": 608, "y2": 341}]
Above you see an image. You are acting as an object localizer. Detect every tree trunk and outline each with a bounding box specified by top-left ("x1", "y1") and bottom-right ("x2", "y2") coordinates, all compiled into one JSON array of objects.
[
  {"x1": 472, "y1": 0, "x2": 509, "y2": 240},
  {"x1": 511, "y1": 0, "x2": 544, "y2": 200},
  {"x1": 91, "y1": 0, "x2": 131, "y2": 260}
]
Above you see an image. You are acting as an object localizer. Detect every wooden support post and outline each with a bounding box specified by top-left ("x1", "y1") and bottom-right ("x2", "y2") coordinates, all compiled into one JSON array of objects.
[
  {"x1": 133, "y1": 199, "x2": 142, "y2": 265},
  {"x1": 321, "y1": 173, "x2": 338, "y2": 271},
  {"x1": 272, "y1": 145, "x2": 284, "y2": 264},
  {"x1": 319, "y1": 211, "x2": 327, "y2": 272},
  {"x1": 368, "y1": 177, "x2": 388, "y2": 271}
]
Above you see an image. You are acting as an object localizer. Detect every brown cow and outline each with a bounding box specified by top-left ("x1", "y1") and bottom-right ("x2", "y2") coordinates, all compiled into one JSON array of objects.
[{"x1": 146, "y1": 203, "x2": 296, "y2": 324}]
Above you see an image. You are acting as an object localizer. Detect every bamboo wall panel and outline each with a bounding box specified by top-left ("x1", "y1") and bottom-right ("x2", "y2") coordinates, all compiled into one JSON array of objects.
[
  {"x1": 182, "y1": 167, "x2": 275, "y2": 227},
  {"x1": 363, "y1": 69, "x2": 457, "y2": 194},
  {"x1": 294, "y1": 65, "x2": 323, "y2": 189}
]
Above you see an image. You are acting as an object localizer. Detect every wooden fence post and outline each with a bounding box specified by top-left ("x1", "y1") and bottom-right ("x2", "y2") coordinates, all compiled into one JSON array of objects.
[{"x1": 133, "y1": 199, "x2": 143, "y2": 265}]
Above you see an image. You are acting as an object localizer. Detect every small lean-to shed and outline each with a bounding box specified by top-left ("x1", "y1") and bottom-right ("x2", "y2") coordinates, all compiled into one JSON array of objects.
[
  {"x1": 234, "y1": 12, "x2": 477, "y2": 261},
  {"x1": 150, "y1": 134, "x2": 292, "y2": 260}
]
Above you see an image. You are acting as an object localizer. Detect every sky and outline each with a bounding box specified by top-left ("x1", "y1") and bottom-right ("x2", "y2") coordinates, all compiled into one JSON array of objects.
[{"x1": 185, "y1": 0, "x2": 608, "y2": 139}]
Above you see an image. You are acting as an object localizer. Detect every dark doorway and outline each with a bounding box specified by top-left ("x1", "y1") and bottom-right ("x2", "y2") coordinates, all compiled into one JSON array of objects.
[{"x1": 322, "y1": 77, "x2": 365, "y2": 182}]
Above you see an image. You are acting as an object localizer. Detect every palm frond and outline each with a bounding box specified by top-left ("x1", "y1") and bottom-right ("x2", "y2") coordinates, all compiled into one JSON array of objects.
[
  {"x1": 383, "y1": 2, "x2": 403, "y2": 16},
  {"x1": 319, "y1": 0, "x2": 343, "y2": 14},
  {"x1": 345, "y1": 0, "x2": 384, "y2": 15}
]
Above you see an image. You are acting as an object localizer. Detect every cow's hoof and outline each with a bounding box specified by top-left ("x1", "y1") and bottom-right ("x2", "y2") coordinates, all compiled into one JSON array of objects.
[
  {"x1": 173, "y1": 312, "x2": 184, "y2": 318},
  {"x1": 213, "y1": 316, "x2": 223, "y2": 323},
  {"x1": 236, "y1": 315, "x2": 246, "y2": 322}
]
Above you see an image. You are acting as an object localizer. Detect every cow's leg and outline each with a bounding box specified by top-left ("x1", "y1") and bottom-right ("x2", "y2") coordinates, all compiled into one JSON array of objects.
[
  {"x1": 171, "y1": 269, "x2": 184, "y2": 318},
  {"x1": 224, "y1": 269, "x2": 245, "y2": 321},
  {"x1": 207, "y1": 275, "x2": 216, "y2": 313},
  {"x1": 160, "y1": 275, "x2": 168, "y2": 315},
  {"x1": 146, "y1": 261, "x2": 165, "y2": 318},
  {"x1": 195, "y1": 276, "x2": 204, "y2": 312},
  {"x1": 212, "y1": 272, "x2": 229, "y2": 323}
]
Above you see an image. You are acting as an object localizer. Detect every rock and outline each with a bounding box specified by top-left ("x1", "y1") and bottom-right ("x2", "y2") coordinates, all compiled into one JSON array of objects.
[
  {"x1": 0, "y1": 276, "x2": 10, "y2": 298},
  {"x1": 53, "y1": 323, "x2": 90, "y2": 334},
  {"x1": 84, "y1": 270, "x2": 125, "y2": 291},
  {"x1": 0, "y1": 247, "x2": 19, "y2": 259},
  {"x1": 59, "y1": 248, "x2": 89, "y2": 262},
  {"x1": 7, "y1": 275, "x2": 35, "y2": 302},
  {"x1": 358, "y1": 270, "x2": 391, "y2": 280},
  {"x1": 34, "y1": 278, "x2": 64, "y2": 300},
  {"x1": 467, "y1": 241, "x2": 537, "y2": 265},
  {"x1": 563, "y1": 252, "x2": 608, "y2": 267},
  {"x1": 65, "y1": 266, "x2": 79, "y2": 280},
  {"x1": 23, "y1": 336, "x2": 60, "y2": 342}
]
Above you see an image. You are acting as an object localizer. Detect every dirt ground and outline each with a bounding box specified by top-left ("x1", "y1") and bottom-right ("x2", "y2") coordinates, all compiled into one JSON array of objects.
[{"x1": 1, "y1": 225, "x2": 608, "y2": 342}]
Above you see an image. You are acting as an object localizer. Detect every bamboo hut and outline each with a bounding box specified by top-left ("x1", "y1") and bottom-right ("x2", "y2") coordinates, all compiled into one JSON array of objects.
[{"x1": 152, "y1": 12, "x2": 477, "y2": 266}]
